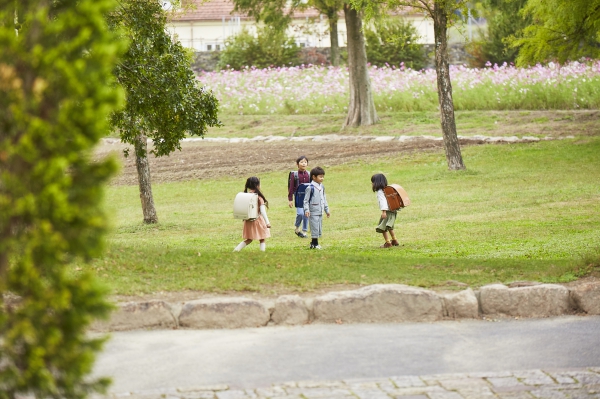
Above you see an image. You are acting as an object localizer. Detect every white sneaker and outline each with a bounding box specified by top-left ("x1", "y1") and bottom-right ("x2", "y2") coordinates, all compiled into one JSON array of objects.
[{"x1": 310, "y1": 244, "x2": 322, "y2": 250}]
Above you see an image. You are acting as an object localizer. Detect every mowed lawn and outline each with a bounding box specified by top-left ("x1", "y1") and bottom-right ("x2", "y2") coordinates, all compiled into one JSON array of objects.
[{"x1": 79, "y1": 136, "x2": 600, "y2": 295}]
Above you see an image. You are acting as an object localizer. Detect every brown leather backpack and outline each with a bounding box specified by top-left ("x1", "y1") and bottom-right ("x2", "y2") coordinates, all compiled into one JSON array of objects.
[{"x1": 383, "y1": 184, "x2": 411, "y2": 211}]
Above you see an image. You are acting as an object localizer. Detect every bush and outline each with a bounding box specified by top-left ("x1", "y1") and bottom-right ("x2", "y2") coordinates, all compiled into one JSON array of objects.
[
  {"x1": 0, "y1": 0, "x2": 123, "y2": 397},
  {"x1": 218, "y1": 26, "x2": 301, "y2": 70},
  {"x1": 365, "y1": 18, "x2": 427, "y2": 70},
  {"x1": 467, "y1": 0, "x2": 530, "y2": 67}
]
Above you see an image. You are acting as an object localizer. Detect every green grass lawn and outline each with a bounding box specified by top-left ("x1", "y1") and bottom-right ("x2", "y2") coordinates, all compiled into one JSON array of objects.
[
  {"x1": 79, "y1": 136, "x2": 600, "y2": 295},
  {"x1": 147, "y1": 109, "x2": 599, "y2": 139}
]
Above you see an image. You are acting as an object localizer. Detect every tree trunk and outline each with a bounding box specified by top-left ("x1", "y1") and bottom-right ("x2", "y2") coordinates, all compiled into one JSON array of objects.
[
  {"x1": 134, "y1": 133, "x2": 158, "y2": 223},
  {"x1": 342, "y1": 4, "x2": 379, "y2": 128},
  {"x1": 433, "y1": 3, "x2": 465, "y2": 170},
  {"x1": 328, "y1": 15, "x2": 340, "y2": 67}
]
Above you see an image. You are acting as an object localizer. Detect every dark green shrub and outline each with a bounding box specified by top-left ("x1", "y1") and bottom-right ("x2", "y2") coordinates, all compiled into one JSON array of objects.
[
  {"x1": 365, "y1": 18, "x2": 427, "y2": 70},
  {"x1": 218, "y1": 26, "x2": 301, "y2": 70},
  {"x1": 0, "y1": 0, "x2": 123, "y2": 397}
]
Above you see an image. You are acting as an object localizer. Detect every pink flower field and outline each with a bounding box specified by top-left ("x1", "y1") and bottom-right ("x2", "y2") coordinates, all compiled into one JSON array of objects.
[{"x1": 197, "y1": 61, "x2": 600, "y2": 115}]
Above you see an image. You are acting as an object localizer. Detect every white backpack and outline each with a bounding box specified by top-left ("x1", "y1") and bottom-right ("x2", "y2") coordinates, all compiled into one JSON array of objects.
[{"x1": 233, "y1": 192, "x2": 258, "y2": 220}]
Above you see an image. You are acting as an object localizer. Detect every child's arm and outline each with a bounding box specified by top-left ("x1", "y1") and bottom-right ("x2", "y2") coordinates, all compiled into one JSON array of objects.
[
  {"x1": 377, "y1": 190, "x2": 388, "y2": 218},
  {"x1": 288, "y1": 172, "x2": 296, "y2": 207},
  {"x1": 260, "y1": 204, "x2": 271, "y2": 228}
]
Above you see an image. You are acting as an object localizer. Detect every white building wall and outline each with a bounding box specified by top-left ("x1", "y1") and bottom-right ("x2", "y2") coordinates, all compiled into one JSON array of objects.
[{"x1": 167, "y1": 14, "x2": 440, "y2": 52}]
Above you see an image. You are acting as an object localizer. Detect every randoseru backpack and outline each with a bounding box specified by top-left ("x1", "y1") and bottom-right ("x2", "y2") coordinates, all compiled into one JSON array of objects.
[
  {"x1": 383, "y1": 184, "x2": 410, "y2": 211},
  {"x1": 233, "y1": 192, "x2": 258, "y2": 220},
  {"x1": 288, "y1": 171, "x2": 310, "y2": 208}
]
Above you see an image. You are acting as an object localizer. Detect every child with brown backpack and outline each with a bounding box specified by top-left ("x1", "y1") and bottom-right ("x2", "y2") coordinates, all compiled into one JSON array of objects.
[{"x1": 371, "y1": 173, "x2": 410, "y2": 248}]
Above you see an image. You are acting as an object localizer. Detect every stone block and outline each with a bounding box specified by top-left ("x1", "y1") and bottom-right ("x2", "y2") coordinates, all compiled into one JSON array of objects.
[
  {"x1": 480, "y1": 284, "x2": 571, "y2": 317},
  {"x1": 313, "y1": 284, "x2": 444, "y2": 323},
  {"x1": 91, "y1": 300, "x2": 177, "y2": 331},
  {"x1": 271, "y1": 295, "x2": 309, "y2": 326},
  {"x1": 443, "y1": 288, "x2": 479, "y2": 319},
  {"x1": 179, "y1": 297, "x2": 270, "y2": 329},
  {"x1": 570, "y1": 281, "x2": 600, "y2": 315}
]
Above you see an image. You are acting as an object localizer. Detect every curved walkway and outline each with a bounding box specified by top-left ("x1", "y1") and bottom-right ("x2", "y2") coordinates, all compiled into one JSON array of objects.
[{"x1": 96, "y1": 368, "x2": 600, "y2": 399}]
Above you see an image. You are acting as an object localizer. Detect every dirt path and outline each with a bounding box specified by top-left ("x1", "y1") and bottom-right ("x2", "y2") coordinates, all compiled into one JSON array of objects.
[{"x1": 96, "y1": 138, "x2": 481, "y2": 186}]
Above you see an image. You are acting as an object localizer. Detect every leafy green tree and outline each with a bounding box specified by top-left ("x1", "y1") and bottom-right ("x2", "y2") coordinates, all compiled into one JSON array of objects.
[
  {"x1": 513, "y1": 0, "x2": 600, "y2": 65},
  {"x1": 232, "y1": 0, "x2": 379, "y2": 127},
  {"x1": 218, "y1": 26, "x2": 301, "y2": 70},
  {"x1": 353, "y1": 0, "x2": 467, "y2": 170},
  {"x1": 233, "y1": 0, "x2": 294, "y2": 32},
  {"x1": 0, "y1": 0, "x2": 124, "y2": 397},
  {"x1": 365, "y1": 18, "x2": 427, "y2": 69},
  {"x1": 469, "y1": 0, "x2": 529, "y2": 66},
  {"x1": 308, "y1": 0, "x2": 346, "y2": 66},
  {"x1": 109, "y1": 0, "x2": 221, "y2": 223}
]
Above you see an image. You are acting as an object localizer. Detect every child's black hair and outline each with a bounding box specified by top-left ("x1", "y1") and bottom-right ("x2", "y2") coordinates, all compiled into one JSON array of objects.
[
  {"x1": 371, "y1": 173, "x2": 388, "y2": 192},
  {"x1": 244, "y1": 176, "x2": 268, "y2": 208},
  {"x1": 310, "y1": 166, "x2": 325, "y2": 180},
  {"x1": 296, "y1": 155, "x2": 308, "y2": 165}
]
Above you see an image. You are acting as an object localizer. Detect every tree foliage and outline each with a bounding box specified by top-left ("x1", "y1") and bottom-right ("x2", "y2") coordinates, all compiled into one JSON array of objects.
[
  {"x1": 0, "y1": 0, "x2": 123, "y2": 396},
  {"x1": 513, "y1": 0, "x2": 600, "y2": 66},
  {"x1": 365, "y1": 18, "x2": 427, "y2": 69},
  {"x1": 109, "y1": 0, "x2": 220, "y2": 223},
  {"x1": 218, "y1": 26, "x2": 301, "y2": 70},
  {"x1": 232, "y1": 0, "x2": 297, "y2": 31},
  {"x1": 232, "y1": 0, "x2": 345, "y2": 66},
  {"x1": 352, "y1": 0, "x2": 467, "y2": 169},
  {"x1": 110, "y1": 0, "x2": 221, "y2": 158},
  {"x1": 468, "y1": 0, "x2": 529, "y2": 66},
  {"x1": 308, "y1": 0, "x2": 346, "y2": 66}
]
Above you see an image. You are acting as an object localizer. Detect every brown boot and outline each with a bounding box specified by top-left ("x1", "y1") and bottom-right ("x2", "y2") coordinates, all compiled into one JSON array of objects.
[
  {"x1": 380, "y1": 242, "x2": 392, "y2": 248},
  {"x1": 391, "y1": 239, "x2": 399, "y2": 246}
]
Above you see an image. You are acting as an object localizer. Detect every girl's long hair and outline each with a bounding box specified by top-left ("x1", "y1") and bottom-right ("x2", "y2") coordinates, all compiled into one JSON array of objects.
[
  {"x1": 371, "y1": 173, "x2": 388, "y2": 192},
  {"x1": 244, "y1": 176, "x2": 268, "y2": 208}
]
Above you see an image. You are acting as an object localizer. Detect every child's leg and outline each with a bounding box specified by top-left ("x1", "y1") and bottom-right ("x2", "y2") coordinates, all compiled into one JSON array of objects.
[
  {"x1": 380, "y1": 231, "x2": 392, "y2": 248},
  {"x1": 302, "y1": 213, "x2": 309, "y2": 233},
  {"x1": 295, "y1": 208, "x2": 307, "y2": 237},
  {"x1": 259, "y1": 239, "x2": 266, "y2": 251},
  {"x1": 233, "y1": 239, "x2": 252, "y2": 252},
  {"x1": 294, "y1": 210, "x2": 302, "y2": 232},
  {"x1": 390, "y1": 229, "x2": 399, "y2": 246},
  {"x1": 309, "y1": 215, "x2": 319, "y2": 240},
  {"x1": 309, "y1": 215, "x2": 321, "y2": 248},
  {"x1": 382, "y1": 231, "x2": 390, "y2": 243}
]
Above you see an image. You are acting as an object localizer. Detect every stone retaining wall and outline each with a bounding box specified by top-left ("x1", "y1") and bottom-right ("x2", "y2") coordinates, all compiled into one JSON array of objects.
[{"x1": 90, "y1": 281, "x2": 600, "y2": 332}]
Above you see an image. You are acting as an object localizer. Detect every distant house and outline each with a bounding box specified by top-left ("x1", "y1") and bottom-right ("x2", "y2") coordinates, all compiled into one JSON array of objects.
[{"x1": 166, "y1": 0, "x2": 441, "y2": 52}]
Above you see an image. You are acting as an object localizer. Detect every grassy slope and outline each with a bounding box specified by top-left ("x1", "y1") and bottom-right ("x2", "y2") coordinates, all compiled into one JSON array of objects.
[
  {"x1": 198, "y1": 110, "x2": 599, "y2": 138},
  {"x1": 79, "y1": 136, "x2": 600, "y2": 295},
  {"x1": 104, "y1": 110, "x2": 599, "y2": 139}
]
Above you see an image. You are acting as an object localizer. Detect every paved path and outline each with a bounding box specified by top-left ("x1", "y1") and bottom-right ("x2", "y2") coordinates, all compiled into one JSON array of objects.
[
  {"x1": 96, "y1": 368, "x2": 600, "y2": 398},
  {"x1": 93, "y1": 316, "x2": 600, "y2": 397}
]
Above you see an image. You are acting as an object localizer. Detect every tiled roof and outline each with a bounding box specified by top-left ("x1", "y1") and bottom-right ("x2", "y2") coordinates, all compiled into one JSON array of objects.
[{"x1": 171, "y1": 0, "x2": 331, "y2": 22}]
